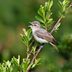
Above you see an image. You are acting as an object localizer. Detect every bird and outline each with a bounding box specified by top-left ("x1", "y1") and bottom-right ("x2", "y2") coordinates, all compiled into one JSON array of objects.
[{"x1": 29, "y1": 21, "x2": 58, "y2": 51}]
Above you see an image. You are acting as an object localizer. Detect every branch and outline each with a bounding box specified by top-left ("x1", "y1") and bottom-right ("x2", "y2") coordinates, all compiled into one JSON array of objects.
[
  {"x1": 50, "y1": 2, "x2": 72, "y2": 34},
  {"x1": 50, "y1": 16, "x2": 62, "y2": 34},
  {"x1": 26, "y1": 38, "x2": 35, "y2": 60},
  {"x1": 26, "y1": 46, "x2": 43, "y2": 72},
  {"x1": 69, "y1": 2, "x2": 72, "y2": 8}
]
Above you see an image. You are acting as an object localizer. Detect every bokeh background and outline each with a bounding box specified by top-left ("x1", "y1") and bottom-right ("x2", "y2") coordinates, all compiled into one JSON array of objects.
[{"x1": 0, "y1": 0, "x2": 72, "y2": 72}]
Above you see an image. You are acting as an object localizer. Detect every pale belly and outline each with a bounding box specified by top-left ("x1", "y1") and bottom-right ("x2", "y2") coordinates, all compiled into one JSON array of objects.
[{"x1": 33, "y1": 34, "x2": 48, "y2": 43}]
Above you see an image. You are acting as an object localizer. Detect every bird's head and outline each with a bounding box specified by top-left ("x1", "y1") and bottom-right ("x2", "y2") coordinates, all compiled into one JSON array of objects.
[{"x1": 29, "y1": 21, "x2": 41, "y2": 31}]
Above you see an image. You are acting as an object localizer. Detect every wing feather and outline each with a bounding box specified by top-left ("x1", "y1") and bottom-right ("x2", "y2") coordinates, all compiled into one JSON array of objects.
[{"x1": 35, "y1": 29, "x2": 54, "y2": 43}]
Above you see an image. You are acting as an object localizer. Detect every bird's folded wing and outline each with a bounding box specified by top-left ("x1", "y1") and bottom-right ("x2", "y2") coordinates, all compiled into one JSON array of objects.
[{"x1": 35, "y1": 29, "x2": 54, "y2": 42}]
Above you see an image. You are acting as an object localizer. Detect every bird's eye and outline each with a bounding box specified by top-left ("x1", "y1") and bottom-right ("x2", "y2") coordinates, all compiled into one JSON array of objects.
[{"x1": 34, "y1": 24, "x2": 37, "y2": 26}]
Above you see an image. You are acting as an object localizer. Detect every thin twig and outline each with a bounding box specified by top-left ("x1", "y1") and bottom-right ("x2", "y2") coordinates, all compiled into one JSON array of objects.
[
  {"x1": 50, "y1": 16, "x2": 62, "y2": 34},
  {"x1": 26, "y1": 38, "x2": 35, "y2": 59},
  {"x1": 26, "y1": 50, "x2": 32, "y2": 60},
  {"x1": 26, "y1": 46, "x2": 43, "y2": 72},
  {"x1": 69, "y1": 2, "x2": 72, "y2": 8}
]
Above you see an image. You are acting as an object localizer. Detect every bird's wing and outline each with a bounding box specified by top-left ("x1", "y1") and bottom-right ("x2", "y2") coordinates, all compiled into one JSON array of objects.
[{"x1": 35, "y1": 29, "x2": 55, "y2": 43}]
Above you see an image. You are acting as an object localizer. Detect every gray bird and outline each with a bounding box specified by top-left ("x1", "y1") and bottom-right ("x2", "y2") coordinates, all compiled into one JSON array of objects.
[{"x1": 29, "y1": 21, "x2": 58, "y2": 51}]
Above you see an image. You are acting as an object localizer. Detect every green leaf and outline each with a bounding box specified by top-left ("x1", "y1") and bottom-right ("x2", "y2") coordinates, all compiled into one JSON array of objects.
[
  {"x1": 31, "y1": 58, "x2": 40, "y2": 68},
  {"x1": 35, "y1": 15, "x2": 44, "y2": 24},
  {"x1": 23, "y1": 28, "x2": 27, "y2": 36},
  {"x1": 48, "y1": 0, "x2": 53, "y2": 11},
  {"x1": 47, "y1": 18, "x2": 53, "y2": 24},
  {"x1": 32, "y1": 46, "x2": 37, "y2": 55},
  {"x1": 11, "y1": 57, "x2": 20, "y2": 72},
  {"x1": 21, "y1": 59, "x2": 30, "y2": 72},
  {"x1": 27, "y1": 29, "x2": 32, "y2": 41}
]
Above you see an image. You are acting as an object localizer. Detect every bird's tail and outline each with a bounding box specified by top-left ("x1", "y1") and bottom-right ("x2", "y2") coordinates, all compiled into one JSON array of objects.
[
  {"x1": 52, "y1": 38, "x2": 58, "y2": 45},
  {"x1": 50, "y1": 42, "x2": 59, "y2": 52}
]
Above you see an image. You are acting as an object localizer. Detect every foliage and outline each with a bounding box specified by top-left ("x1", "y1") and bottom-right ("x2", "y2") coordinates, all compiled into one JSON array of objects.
[
  {"x1": 35, "y1": 0, "x2": 70, "y2": 31},
  {"x1": 35, "y1": 0, "x2": 54, "y2": 30}
]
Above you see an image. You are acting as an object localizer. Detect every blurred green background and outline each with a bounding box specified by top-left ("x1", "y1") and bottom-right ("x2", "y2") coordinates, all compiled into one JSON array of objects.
[{"x1": 0, "y1": 0, "x2": 72, "y2": 72}]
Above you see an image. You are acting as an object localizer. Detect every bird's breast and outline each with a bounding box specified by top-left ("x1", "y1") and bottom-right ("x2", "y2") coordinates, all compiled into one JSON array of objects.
[{"x1": 33, "y1": 33, "x2": 48, "y2": 43}]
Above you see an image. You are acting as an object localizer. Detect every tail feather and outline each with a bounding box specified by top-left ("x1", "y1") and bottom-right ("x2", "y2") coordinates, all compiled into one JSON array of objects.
[
  {"x1": 50, "y1": 42, "x2": 59, "y2": 52},
  {"x1": 52, "y1": 38, "x2": 58, "y2": 45}
]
